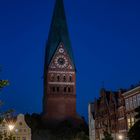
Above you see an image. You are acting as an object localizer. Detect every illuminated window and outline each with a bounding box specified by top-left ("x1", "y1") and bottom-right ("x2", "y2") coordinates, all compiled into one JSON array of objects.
[
  {"x1": 131, "y1": 117, "x2": 135, "y2": 126},
  {"x1": 127, "y1": 118, "x2": 131, "y2": 129},
  {"x1": 127, "y1": 116, "x2": 135, "y2": 129}
]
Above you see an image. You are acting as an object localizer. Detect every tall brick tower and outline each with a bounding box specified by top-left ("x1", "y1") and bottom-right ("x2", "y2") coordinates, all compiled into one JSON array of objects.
[{"x1": 43, "y1": 0, "x2": 76, "y2": 121}]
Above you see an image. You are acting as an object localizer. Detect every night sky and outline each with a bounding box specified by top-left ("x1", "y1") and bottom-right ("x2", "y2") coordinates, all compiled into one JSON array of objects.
[{"x1": 0, "y1": 0, "x2": 140, "y2": 120}]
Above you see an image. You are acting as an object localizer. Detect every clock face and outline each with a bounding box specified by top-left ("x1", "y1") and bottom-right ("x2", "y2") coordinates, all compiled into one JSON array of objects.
[
  {"x1": 59, "y1": 48, "x2": 64, "y2": 53},
  {"x1": 54, "y1": 55, "x2": 68, "y2": 68}
]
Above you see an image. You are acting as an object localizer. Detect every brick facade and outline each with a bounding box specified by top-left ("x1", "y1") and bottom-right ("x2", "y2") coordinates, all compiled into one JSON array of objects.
[{"x1": 89, "y1": 85, "x2": 140, "y2": 140}]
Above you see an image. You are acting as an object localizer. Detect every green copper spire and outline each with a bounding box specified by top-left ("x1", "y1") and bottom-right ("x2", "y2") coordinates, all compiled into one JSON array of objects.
[{"x1": 44, "y1": 0, "x2": 75, "y2": 70}]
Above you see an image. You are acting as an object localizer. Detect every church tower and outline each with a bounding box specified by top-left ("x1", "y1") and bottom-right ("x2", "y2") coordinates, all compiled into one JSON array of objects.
[{"x1": 43, "y1": 0, "x2": 76, "y2": 121}]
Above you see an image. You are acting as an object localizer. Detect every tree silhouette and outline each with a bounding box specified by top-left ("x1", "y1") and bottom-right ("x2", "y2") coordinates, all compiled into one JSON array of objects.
[{"x1": 128, "y1": 106, "x2": 140, "y2": 140}]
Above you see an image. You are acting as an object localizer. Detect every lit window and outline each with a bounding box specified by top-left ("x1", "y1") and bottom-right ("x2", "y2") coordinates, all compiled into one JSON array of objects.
[
  {"x1": 127, "y1": 118, "x2": 131, "y2": 129},
  {"x1": 131, "y1": 117, "x2": 135, "y2": 126}
]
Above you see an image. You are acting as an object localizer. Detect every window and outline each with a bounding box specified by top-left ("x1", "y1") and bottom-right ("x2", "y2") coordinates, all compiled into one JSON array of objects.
[
  {"x1": 22, "y1": 137, "x2": 26, "y2": 140},
  {"x1": 68, "y1": 87, "x2": 71, "y2": 92},
  {"x1": 127, "y1": 116, "x2": 135, "y2": 129},
  {"x1": 57, "y1": 75, "x2": 60, "y2": 81},
  {"x1": 131, "y1": 117, "x2": 135, "y2": 126},
  {"x1": 133, "y1": 95, "x2": 137, "y2": 108},
  {"x1": 17, "y1": 137, "x2": 20, "y2": 140},
  {"x1": 50, "y1": 74, "x2": 54, "y2": 81},
  {"x1": 137, "y1": 94, "x2": 140, "y2": 106},
  {"x1": 19, "y1": 122, "x2": 22, "y2": 125},
  {"x1": 57, "y1": 87, "x2": 59, "y2": 92},
  {"x1": 125, "y1": 99, "x2": 129, "y2": 111},
  {"x1": 53, "y1": 87, "x2": 55, "y2": 92},
  {"x1": 64, "y1": 87, "x2": 67, "y2": 92},
  {"x1": 63, "y1": 75, "x2": 66, "y2": 82},
  {"x1": 129, "y1": 97, "x2": 133, "y2": 110},
  {"x1": 127, "y1": 118, "x2": 131, "y2": 129},
  {"x1": 69, "y1": 75, "x2": 72, "y2": 82}
]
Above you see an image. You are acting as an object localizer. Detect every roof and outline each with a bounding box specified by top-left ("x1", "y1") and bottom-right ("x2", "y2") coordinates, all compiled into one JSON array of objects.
[{"x1": 44, "y1": 0, "x2": 75, "y2": 71}]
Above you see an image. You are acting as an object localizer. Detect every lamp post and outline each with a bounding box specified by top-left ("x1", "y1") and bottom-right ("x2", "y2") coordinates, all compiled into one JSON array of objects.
[
  {"x1": 8, "y1": 124, "x2": 15, "y2": 140},
  {"x1": 8, "y1": 125, "x2": 15, "y2": 131}
]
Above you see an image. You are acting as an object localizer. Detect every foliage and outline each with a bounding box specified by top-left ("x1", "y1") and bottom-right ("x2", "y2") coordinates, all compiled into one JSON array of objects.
[
  {"x1": 102, "y1": 131, "x2": 113, "y2": 140},
  {"x1": 0, "y1": 75, "x2": 14, "y2": 140},
  {"x1": 128, "y1": 106, "x2": 140, "y2": 140},
  {"x1": 0, "y1": 80, "x2": 9, "y2": 89}
]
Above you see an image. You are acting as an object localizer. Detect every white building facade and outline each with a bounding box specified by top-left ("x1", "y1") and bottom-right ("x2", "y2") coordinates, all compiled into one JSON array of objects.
[{"x1": 88, "y1": 103, "x2": 95, "y2": 140}]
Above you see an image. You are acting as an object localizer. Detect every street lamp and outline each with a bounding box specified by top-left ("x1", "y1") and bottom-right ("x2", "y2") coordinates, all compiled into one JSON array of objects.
[
  {"x1": 8, "y1": 125, "x2": 15, "y2": 131},
  {"x1": 118, "y1": 134, "x2": 123, "y2": 140}
]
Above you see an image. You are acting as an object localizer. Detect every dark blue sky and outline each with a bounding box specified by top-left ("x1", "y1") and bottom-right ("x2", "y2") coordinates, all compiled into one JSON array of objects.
[{"x1": 0, "y1": 0, "x2": 140, "y2": 119}]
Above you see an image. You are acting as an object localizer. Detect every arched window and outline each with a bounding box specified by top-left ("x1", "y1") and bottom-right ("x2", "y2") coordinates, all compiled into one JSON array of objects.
[
  {"x1": 68, "y1": 87, "x2": 71, "y2": 92},
  {"x1": 50, "y1": 74, "x2": 54, "y2": 81},
  {"x1": 64, "y1": 87, "x2": 67, "y2": 92},
  {"x1": 69, "y1": 75, "x2": 72, "y2": 82},
  {"x1": 57, "y1": 87, "x2": 59, "y2": 92},
  {"x1": 63, "y1": 75, "x2": 66, "y2": 82},
  {"x1": 57, "y1": 75, "x2": 60, "y2": 81},
  {"x1": 53, "y1": 87, "x2": 55, "y2": 92}
]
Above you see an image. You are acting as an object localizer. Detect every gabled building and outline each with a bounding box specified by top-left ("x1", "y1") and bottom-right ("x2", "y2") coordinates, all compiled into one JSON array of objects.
[
  {"x1": 0, "y1": 114, "x2": 31, "y2": 140},
  {"x1": 93, "y1": 89, "x2": 120, "y2": 140},
  {"x1": 123, "y1": 85, "x2": 140, "y2": 130},
  {"x1": 89, "y1": 84, "x2": 140, "y2": 140}
]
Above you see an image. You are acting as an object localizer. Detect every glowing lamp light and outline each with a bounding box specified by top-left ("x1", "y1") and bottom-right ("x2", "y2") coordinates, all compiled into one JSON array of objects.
[
  {"x1": 8, "y1": 125, "x2": 15, "y2": 131},
  {"x1": 118, "y1": 134, "x2": 123, "y2": 140}
]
